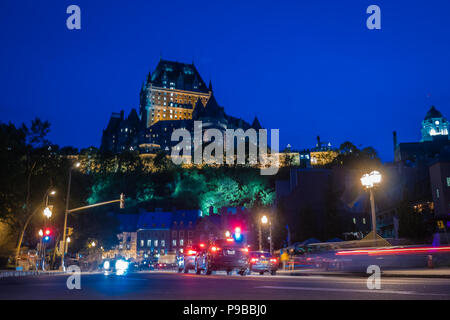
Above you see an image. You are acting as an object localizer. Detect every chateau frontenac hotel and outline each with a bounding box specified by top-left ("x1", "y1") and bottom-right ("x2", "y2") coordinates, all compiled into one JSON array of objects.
[{"x1": 100, "y1": 58, "x2": 262, "y2": 155}]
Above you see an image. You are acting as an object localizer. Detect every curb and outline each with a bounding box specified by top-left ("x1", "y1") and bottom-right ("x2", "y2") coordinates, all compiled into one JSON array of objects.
[{"x1": 0, "y1": 271, "x2": 65, "y2": 279}]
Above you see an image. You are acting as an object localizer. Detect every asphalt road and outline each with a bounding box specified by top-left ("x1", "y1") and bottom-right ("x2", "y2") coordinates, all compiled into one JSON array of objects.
[{"x1": 1, "y1": 271, "x2": 449, "y2": 300}]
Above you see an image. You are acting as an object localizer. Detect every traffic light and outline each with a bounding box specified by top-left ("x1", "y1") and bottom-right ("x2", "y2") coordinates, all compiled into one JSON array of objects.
[
  {"x1": 43, "y1": 228, "x2": 52, "y2": 242},
  {"x1": 120, "y1": 193, "x2": 125, "y2": 209},
  {"x1": 234, "y1": 226, "x2": 242, "y2": 241}
]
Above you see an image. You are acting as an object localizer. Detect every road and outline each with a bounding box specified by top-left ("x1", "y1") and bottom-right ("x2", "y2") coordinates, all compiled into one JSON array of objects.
[{"x1": 0, "y1": 271, "x2": 449, "y2": 300}]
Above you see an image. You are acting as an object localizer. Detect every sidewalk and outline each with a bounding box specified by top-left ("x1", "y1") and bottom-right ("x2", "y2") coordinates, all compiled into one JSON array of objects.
[
  {"x1": 277, "y1": 268, "x2": 450, "y2": 279},
  {"x1": 0, "y1": 270, "x2": 65, "y2": 279}
]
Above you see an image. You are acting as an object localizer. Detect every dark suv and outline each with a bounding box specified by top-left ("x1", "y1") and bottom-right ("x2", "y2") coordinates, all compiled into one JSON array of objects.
[
  {"x1": 248, "y1": 251, "x2": 278, "y2": 275},
  {"x1": 195, "y1": 239, "x2": 249, "y2": 275}
]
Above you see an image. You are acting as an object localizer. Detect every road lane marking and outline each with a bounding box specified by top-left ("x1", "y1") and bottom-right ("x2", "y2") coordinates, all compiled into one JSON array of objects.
[{"x1": 255, "y1": 285, "x2": 448, "y2": 296}]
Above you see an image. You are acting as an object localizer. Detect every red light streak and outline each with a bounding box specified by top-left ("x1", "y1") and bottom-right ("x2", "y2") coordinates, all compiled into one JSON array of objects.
[{"x1": 336, "y1": 246, "x2": 450, "y2": 256}]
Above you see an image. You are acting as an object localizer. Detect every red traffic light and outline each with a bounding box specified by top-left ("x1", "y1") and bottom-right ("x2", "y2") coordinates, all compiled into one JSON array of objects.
[{"x1": 44, "y1": 228, "x2": 51, "y2": 236}]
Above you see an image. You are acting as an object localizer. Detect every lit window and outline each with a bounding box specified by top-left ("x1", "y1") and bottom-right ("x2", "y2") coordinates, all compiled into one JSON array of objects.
[
  {"x1": 447, "y1": 177, "x2": 450, "y2": 187},
  {"x1": 140, "y1": 240, "x2": 144, "y2": 247},
  {"x1": 180, "y1": 239, "x2": 184, "y2": 246},
  {"x1": 363, "y1": 218, "x2": 366, "y2": 224},
  {"x1": 353, "y1": 218, "x2": 356, "y2": 224},
  {"x1": 436, "y1": 189, "x2": 440, "y2": 199},
  {"x1": 154, "y1": 240, "x2": 158, "y2": 247},
  {"x1": 161, "y1": 240, "x2": 165, "y2": 247},
  {"x1": 147, "y1": 239, "x2": 151, "y2": 247},
  {"x1": 172, "y1": 239, "x2": 177, "y2": 247}
]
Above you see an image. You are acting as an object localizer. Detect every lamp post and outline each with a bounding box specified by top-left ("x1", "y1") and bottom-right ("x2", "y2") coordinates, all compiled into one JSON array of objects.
[
  {"x1": 61, "y1": 161, "x2": 80, "y2": 271},
  {"x1": 38, "y1": 229, "x2": 44, "y2": 270},
  {"x1": 15, "y1": 188, "x2": 56, "y2": 265},
  {"x1": 261, "y1": 215, "x2": 272, "y2": 254},
  {"x1": 361, "y1": 170, "x2": 382, "y2": 242}
]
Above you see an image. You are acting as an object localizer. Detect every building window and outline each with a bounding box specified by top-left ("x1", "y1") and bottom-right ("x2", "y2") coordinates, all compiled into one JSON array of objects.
[
  {"x1": 179, "y1": 231, "x2": 184, "y2": 237},
  {"x1": 437, "y1": 189, "x2": 440, "y2": 199},
  {"x1": 154, "y1": 240, "x2": 158, "y2": 247},
  {"x1": 172, "y1": 239, "x2": 177, "y2": 247},
  {"x1": 363, "y1": 218, "x2": 366, "y2": 224},
  {"x1": 147, "y1": 239, "x2": 151, "y2": 247},
  {"x1": 353, "y1": 218, "x2": 356, "y2": 224},
  {"x1": 447, "y1": 177, "x2": 450, "y2": 187},
  {"x1": 180, "y1": 239, "x2": 184, "y2": 246},
  {"x1": 140, "y1": 240, "x2": 144, "y2": 247},
  {"x1": 188, "y1": 231, "x2": 193, "y2": 238}
]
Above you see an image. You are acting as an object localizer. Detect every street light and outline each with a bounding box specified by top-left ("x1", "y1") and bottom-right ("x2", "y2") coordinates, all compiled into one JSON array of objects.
[
  {"x1": 260, "y1": 215, "x2": 272, "y2": 254},
  {"x1": 61, "y1": 161, "x2": 80, "y2": 271},
  {"x1": 43, "y1": 206, "x2": 53, "y2": 218},
  {"x1": 15, "y1": 187, "x2": 57, "y2": 264},
  {"x1": 361, "y1": 170, "x2": 382, "y2": 242}
]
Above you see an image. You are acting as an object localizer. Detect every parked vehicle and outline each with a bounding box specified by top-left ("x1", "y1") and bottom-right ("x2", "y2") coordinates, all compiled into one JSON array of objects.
[
  {"x1": 195, "y1": 238, "x2": 249, "y2": 276},
  {"x1": 248, "y1": 251, "x2": 278, "y2": 275},
  {"x1": 177, "y1": 244, "x2": 205, "y2": 273}
]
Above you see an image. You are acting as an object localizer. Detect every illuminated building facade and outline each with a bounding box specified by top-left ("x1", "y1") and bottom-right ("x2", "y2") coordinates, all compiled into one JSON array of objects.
[
  {"x1": 139, "y1": 59, "x2": 212, "y2": 128},
  {"x1": 394, "y1": 105, "x2": 450, "y2": 163},
  {"x1": 421, "y1": 106, "x2": 449, "y2": 142}
]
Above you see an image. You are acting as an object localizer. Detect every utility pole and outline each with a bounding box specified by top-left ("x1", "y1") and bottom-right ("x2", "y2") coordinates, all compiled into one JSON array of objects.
[
  {"x1": 61, "y1": 166, "x2": 72, "y2": 271},
  {"x1": 258, "y1": 223, "x2": 262, "y2": 251},
  {"x1": 269, "y1": 221, "x2": 273, "y2": 254}
]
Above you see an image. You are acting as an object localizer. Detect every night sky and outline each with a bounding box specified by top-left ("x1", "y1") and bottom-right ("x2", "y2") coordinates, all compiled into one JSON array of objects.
[{"x1": 1, "y1": 0, "x2": 449, "y2": 162}]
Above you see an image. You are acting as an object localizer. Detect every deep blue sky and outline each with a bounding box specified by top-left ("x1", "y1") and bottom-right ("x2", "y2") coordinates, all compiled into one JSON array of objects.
[{"x1": 1, "y1": 0, "x2": 449, "y2": 161}]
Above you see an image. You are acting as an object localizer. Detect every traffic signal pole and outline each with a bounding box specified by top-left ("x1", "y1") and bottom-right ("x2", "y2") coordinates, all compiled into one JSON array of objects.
[{"x1": 61, "y1": 193, "x2": 125, "y2": 271}]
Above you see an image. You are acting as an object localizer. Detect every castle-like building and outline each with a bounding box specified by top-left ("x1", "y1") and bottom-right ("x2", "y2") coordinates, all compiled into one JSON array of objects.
[
  {"x1": 100, "y1": 58, "x2": 262, "y2": 154},
  {"x1": 394, "y1": 105, "x2": 450, "y2": 163}
]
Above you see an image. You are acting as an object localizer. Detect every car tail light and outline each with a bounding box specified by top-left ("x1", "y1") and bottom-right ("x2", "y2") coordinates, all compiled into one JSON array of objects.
[
  {"x1": 226, "y1": 238, "x2": 234, "y2": 242},
  {"x1": 270, "y1": 258, "x2": 277, "y2": 263},
  {"x1": 199, "y1": 243, "x2": 205, "y2": 248},
  {"x1": 188, "y1": 250, "x2": 197, "y2": 255},
  {"x1": 210, "y1": 246, "x2": 220, "y2": 252},
  {"x1": 241, "y1": 247, "x2": 249, "y2": 253},
  {"x1": 251, "y1": 258, "x2": 259, "y2": 263}
]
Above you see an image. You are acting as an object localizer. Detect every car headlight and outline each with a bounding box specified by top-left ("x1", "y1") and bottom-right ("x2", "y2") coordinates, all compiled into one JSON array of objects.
[
  {"x1": 103, "y1": 260, "x2": 110, "y2": 269},
  {"x1": 115, "y1": 259, "x2": 129, "y2": 271}
]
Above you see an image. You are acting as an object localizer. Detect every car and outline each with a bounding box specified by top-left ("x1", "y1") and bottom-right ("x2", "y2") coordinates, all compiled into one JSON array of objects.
[
  {"x1": 248, "y1": 251, "x2": 278, "y2": 275},
  {"x1": 101, "y1": 258, "x2": 130, "y2": 275},
  {"x1": 178, "y1": 244, "x2": 205, "y2": 273},
  {"x1": 195, "y1": 238, "x2": 249, "y2": 276},
  {"x1": 138, "y1": 259, "x2": 155, "y2": 271}
]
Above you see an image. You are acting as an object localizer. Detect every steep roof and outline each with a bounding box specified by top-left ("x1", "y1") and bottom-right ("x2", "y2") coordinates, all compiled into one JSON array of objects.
[
  {"x1": 251, "y1": 116, "x2": 262, "y2": 130},
  {"x1": 192, "y1": 98, "x2": 205, "y2": 120},
  {"x1": 116, "y1": 214, "x2": 139, "y2": 232},
  {"x1": 195, "y1": 93, "x2": 226, "y2": 120},
  {"x1": 149, "y1": 59, "x2": 209, "y2": 93},
  {"x1": 424, "y1": 106, "x2": 444, "y2": 120},
  {"x1": 137, "y1": 211, "x2": 172, "y2": 230}
]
